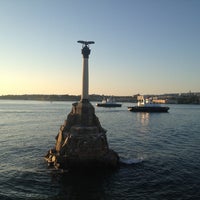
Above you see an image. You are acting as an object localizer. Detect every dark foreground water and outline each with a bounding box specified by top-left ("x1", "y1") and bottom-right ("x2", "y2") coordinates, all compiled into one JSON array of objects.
[{"x1": 0, "y1": 100, "x2": 200, "y2": 200}]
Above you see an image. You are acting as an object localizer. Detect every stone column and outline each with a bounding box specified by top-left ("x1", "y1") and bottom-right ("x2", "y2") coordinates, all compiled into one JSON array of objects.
[{"x1": 81, "y1": 45, "x2": 90, "y2": 102}]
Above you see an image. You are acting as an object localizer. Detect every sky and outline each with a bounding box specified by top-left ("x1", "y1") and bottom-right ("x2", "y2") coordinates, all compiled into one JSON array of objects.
[{"x1": 0, "y1": 0, "x2": 200, "y2": 96}]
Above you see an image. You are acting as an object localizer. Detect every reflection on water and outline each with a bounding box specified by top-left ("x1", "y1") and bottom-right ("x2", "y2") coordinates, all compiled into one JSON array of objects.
[
  {"x1": 55, "y1": 171, "x2": 109, "y2": 200},
  {"x1": 137, "y1": 113, "x2": 150, "y2": 126},
  {"x1": 136, "y1": 113, "x2": 150, "y2": 134}
]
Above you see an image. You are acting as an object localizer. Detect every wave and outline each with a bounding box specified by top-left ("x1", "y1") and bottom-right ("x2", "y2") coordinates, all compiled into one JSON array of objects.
[{"x1": 119, "y1": 157, "x2": 144, "y2": 165}]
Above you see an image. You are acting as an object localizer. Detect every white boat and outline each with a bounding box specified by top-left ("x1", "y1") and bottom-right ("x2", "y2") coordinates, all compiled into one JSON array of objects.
[
  {"x1": 96, "y1": 97, "x2": 122, "y2": 107},
  {"x1": 128, "y1": 96, "x2": 169, "y2": 112}
]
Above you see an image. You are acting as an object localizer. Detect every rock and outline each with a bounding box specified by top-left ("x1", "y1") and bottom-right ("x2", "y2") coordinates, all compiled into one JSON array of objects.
[{"x1": 45, "y1": 100, "x2": 119, "y2": 170}]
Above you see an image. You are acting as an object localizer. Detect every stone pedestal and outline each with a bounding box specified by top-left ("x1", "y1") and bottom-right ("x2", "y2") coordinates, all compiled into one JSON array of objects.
[{"x1": 45, "y1": 101, "x2": 119, "y2": 170}]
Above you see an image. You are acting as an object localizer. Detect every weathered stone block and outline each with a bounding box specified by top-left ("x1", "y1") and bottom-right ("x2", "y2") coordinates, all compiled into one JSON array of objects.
[{"x1": 45, "y1": 101, "x2": 119, "y2": 170}]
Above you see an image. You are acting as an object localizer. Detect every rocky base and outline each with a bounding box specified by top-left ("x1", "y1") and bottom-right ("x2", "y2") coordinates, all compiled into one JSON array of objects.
[
  {"x1": 45, "y1": 148, "x2": 119, "y2": 170},
  {"x1": 45, "y1": 100, "x2": 119, "y2": 170}
]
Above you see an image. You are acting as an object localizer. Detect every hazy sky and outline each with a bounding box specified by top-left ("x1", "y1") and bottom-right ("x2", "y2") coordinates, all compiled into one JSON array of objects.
[{"x1": 0, "y1": 0, "x2": 200, "y2": 96}]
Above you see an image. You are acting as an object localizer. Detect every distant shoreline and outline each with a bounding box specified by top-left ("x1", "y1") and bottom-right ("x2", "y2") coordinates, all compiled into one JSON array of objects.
[
  {"x1": 0, "y1": 93, "x2": 200, "y2": 104},
  {"x1": 0, "y1": 94, "x2": 135, "y2": 102}
]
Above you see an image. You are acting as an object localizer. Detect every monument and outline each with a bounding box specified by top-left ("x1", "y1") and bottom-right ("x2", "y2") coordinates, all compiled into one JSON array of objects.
[{"x1": 45, "y1": 41, "x2": 119, "y2": 170}]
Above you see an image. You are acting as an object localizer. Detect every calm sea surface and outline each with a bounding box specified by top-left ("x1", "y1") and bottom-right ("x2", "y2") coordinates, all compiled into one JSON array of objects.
[{"x1": 0, "y1": 100, "x2": 200, "y2": 200}]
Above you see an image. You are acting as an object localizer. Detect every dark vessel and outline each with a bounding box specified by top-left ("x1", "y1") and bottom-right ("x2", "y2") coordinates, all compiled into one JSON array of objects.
[
  {"x1": 96, "y1": 97, "x2": 122, "y2": 107},
  {"x1": 128, "y1": 96, "x2": 169, "y2": 112}
]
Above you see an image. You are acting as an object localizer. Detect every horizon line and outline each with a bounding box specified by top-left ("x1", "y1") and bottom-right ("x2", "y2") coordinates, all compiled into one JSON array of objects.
[{"x1": 1, "y1": 91, "x2": 200, "y2": 97}]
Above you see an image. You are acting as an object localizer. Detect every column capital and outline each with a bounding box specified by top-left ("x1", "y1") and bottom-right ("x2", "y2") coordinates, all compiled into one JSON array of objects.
[{"x1": 82, "y1": 46, "x2": 91, "y2": 58}]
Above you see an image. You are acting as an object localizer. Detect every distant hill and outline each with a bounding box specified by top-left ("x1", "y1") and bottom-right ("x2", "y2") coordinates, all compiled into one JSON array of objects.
[
  {"x1": 0, "y1": 94, "x2": 135, "y2": 102},
  {"x1": 0, "y1": 94, "x2": 80, "y2": 101},
  {"x1": 0, "y1": 93, "x2": 199, "y2": 104}
]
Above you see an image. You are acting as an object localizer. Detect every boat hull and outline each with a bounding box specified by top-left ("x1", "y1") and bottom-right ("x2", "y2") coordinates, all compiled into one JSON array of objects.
[
  {"x1": 128, "y1": 106, "x2": 169, "y2": 112},
  {"x1": 96, "y1": 103, "x2": 122, "y2": 107}
]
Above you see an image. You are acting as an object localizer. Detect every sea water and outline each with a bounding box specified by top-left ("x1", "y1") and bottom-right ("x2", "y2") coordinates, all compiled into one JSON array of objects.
[{"x1": 0, "y1": 100, "x2": 200, "y2": 200}]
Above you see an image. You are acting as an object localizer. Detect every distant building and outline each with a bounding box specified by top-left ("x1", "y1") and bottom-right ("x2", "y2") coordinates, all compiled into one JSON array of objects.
[{"x1": 152, "y1": 99, "x2": 166, "y2": 104}]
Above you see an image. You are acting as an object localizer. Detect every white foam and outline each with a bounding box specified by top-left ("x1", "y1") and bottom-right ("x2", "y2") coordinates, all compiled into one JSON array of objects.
[{"x1": 120, "y1": 157, "x2": 144, "y2": 165}]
